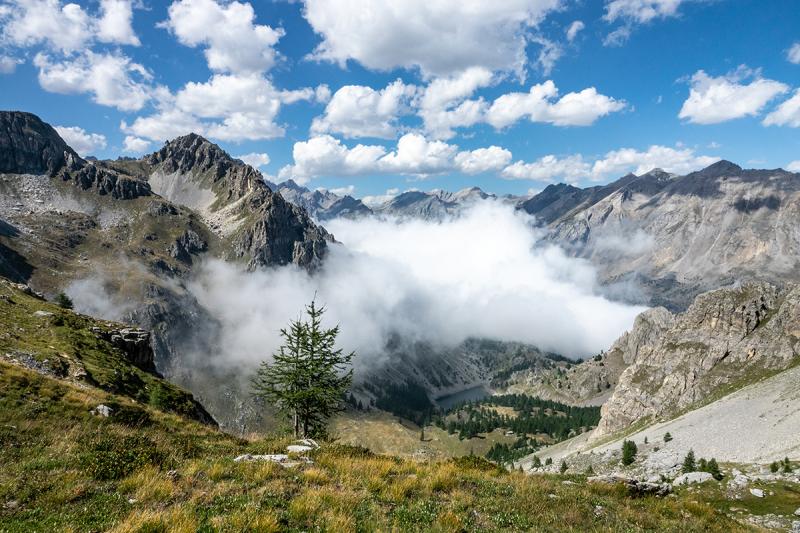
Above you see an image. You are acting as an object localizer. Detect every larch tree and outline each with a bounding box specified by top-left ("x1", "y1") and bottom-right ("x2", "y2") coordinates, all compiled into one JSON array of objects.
[{"x1": 252, "y1": 301, "x2": 354, "y2": 438}]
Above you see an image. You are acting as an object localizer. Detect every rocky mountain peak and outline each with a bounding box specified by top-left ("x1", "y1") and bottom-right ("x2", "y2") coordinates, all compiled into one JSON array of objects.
[
  {"x1": 0, "y1": 111, "x2": 84, "y2": 176},
  {"x1": 146, "y1": 133, "x2": 245, "y2": 177},
  {"x1": 691, "y1": 159, "x2": 742, "y2": 178}
]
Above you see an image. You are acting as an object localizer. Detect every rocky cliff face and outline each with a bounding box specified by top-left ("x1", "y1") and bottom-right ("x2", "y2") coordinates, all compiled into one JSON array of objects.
[
  {"x1": 0, "y1": 111, "x2": 79, "y2": 176},
  {"x1": 144, "y1": 134, "x2": 330, "y2": 269},
  {"x1": 0, "y1": 111, "x2": 151, "y2": 200},
  {"x1": 592, "y1": 282, "x2": 800, "y2": 439}
]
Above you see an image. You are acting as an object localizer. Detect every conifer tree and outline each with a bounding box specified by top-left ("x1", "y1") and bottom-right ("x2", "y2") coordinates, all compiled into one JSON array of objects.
[
  {"x1": 681, "y1": 449, "x2": 696, "y2": 473},
  {"x1": 706, "y1": 458, "x2": 722, "y2": 480},
  {"x1": 621, "y1": 439, "x2": 637, "y2": 466},
  {"x1": 252, "y1": 301, "x2": 354, "y2": 438}
]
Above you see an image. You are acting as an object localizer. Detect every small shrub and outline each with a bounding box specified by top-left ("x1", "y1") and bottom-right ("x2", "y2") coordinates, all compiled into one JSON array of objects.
[
  {"x1": 770, "y1": 462, "x2": 780, "y2": 473},
  {"x1": 559, "y1": 460, "x2": 568, "y2": 474},
  {"x1": 55, "y1": 292, "x2": 73, "y2": 309},
  {"x1": 81, "y1": 434, "x2": 162, "y2": 480},
  {"x1": 532, "y1": 455, "x2": 542, "y2": 468},
  {"x1": 664, "y1": 432, "x2": 673, "y2": 443},
  {"x1": 545, "y1": 458, "x2": 553, "y2": 466},
  {"x1": 325, "y1": 443, "x2": 375, "y2": 459},
  {"x1": 107, "y1": 402, "x2": 152, "y2": 427},
  {"x1": 621, "y1": 440, "x2": 637, "y2": 466},
  {"x1": 451, "y1": 455, "x2": 499, "y2": 472},
  {"x1": 584, "y1": 465, "x2": 595, "y2": 476},
  {"x1": 783, "y1": 457, "x2": 793, "y2": 474}
]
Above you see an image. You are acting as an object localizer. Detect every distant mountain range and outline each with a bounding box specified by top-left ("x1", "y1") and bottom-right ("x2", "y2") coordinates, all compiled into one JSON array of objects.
[
  {"x1": 4, "y1": 110, "x2": 800, "y2": 448},
  {"x1": 268, "y1": 179, "x2": 526, "y2": 221}
]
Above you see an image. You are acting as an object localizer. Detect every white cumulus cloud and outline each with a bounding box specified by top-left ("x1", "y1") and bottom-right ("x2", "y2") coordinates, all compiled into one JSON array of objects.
[
  {"x1": 763, "y1": 89, "x2": 800, "y2": 128},
  {"x1": 303, "y1": 0, "x2": 563, "y2": 78},
  {"x1": 279, "y1": 134, "x2": 512, "y2": 183},
  {"x1": 590, "y1": 144, "x2": 717, "y2": 178},
  {"x1": 0, "y1": 0, "x2": 140, "y2": 52},
  {"x1": 163, "y1": 0, "x2": 284, "y2": 74},
  {"x1": 678, "y1": 67, "x2": 789, "y2": 124},
  {"x1": 454, "y1": 147, "x2": 513, "y2": 175},
  {"x1": 603, "y1": 0, "x2": 687, "y2": 45},
  {"x1": 487, "y1": 80, "x2": 626, "y2": 129},
  {"x1": 54, "y1": 125, "x2": 107, "y2": 156},
  {"x1": 501, "y1": 145, "x2": 718, "y2": 183},
  {"x1": 786, "y1": 160, "x2": 800, "y2": 173},
  {"x1": 34, "y1": 51, "x2": 153, "y2": 111},
  {"x1": 502, "y1": 154, "x2": 590, "y2": 183},
  {"x1": 97, "y1": 0, "x2": 140, "y2": 46},
  {"x1": 311, "y1": 80, "x2": 417, "y2": 139},
  {"x1": 122, "y1": 135, "x2": 152, "y2": 154},
  {"x1": 236, "y1": 152, "x2": 271, "y2": 169}
]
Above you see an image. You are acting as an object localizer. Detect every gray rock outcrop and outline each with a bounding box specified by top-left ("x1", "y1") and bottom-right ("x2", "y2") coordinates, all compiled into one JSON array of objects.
[{"x1": 592, "y1": 282, "x2": 800, "y2": 439}]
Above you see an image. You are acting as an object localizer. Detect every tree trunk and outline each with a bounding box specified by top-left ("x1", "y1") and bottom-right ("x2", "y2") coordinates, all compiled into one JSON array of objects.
[{"x1": 293, "y1": 412, "x2": 299, "y2": 439}]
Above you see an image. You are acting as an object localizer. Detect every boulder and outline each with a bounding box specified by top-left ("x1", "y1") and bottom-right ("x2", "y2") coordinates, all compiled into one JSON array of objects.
[
  {"x1": 750, "y1": 488, "x2": 765, "y2": 498},
  {"x1": 672, "y1": 472, "x2": 714, "y2": 486},
  {"x1": 588, "y1": 475, "x2": 671, "y2": 496}
]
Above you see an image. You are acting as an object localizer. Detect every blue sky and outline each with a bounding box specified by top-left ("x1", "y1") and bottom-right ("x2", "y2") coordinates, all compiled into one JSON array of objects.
[{"x1": 1, "y1": 0, "x2": 799, "y2": 200}]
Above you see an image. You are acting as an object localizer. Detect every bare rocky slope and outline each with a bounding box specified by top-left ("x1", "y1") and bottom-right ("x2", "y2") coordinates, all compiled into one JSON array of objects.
[{"x1": 516, "y1": 282, "x2": 800, "y2": 487}]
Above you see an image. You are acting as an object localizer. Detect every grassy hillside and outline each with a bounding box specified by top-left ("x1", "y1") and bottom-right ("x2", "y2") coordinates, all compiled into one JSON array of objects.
[
  {"x1": 0, "y1": 279, "x2": 209, "y2": 423},
  {"x1": 0, "y1": 281, "x2": 749, "y2": 531},
  {"x1": 0, "y1": 360, "x2": 749, "y2": 532}
]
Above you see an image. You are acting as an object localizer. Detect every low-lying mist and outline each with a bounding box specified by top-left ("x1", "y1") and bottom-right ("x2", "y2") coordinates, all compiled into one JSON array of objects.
[{"x1": 188, "y1": 201, "x2": 647, "y2": 373}]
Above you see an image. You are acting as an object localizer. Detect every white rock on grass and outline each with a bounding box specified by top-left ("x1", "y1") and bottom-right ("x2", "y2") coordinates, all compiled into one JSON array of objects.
[
  {"x1": 750, "y1": 488, "x2": 765, "y2": 498},
  {"x1": 234, "y1": 453, "x2": 313, "y2": 468},
  {"x1": 90, "y1": 404, "x2": 113, "y2": 417},
  {"x1": 672, "y1": 472, "x2": 713, "y2": 486},
  {"x1": 287, "y1": 444, "x2": 315, "y2": 453},
  {"x1": 794, "y1": 507, "x2": 800, "y2": 517}
]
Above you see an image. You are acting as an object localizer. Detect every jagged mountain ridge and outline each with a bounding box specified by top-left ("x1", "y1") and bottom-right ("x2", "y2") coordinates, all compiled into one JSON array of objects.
[
  {"x1": 110, "y1": 133, "x2": 331, "y2": 269},
  {"x1": 522, "y1": 161, "x2": 800, "y2": 310},
  {"x1": 271, "y1": 179, "x2": 372, "y2": 221},
  {"x1": 270, "y1": 179, "x2": 526, "y2": 222}
]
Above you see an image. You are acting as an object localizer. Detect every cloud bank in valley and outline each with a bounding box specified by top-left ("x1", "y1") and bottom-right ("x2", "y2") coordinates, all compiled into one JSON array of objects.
[{"x1": 188, "y1": 201, "x2": 646, "y2": 373}]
